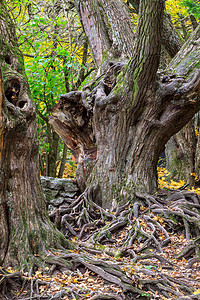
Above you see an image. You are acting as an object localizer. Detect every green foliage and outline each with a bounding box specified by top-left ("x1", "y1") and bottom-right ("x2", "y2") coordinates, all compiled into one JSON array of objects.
[
  {"x1": 141, "y1": 292, "x2": 150, "y2": 297},
  {"x1": 180, "y1": 0, "x2": 200, "y2": 18},
  {"x1": 166, "y1": 0, "x2": 197, "y2": 40},
  {"x1": 6, "y1": 0, "x2": 95, "y2": 176}
]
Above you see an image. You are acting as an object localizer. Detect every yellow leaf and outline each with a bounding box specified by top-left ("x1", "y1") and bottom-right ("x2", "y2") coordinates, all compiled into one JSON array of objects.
[
  {"x1": 191, "y1": 173, "x2": 198, "y2": 180},
  {"x1": 193, "y1": 289, "x2": 200, "y2": 295}
]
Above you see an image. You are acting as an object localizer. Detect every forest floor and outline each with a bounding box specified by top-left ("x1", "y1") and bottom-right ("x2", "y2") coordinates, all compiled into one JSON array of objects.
[
  {"x1": 1, "y1": 225, "x2": 200, "y2": 300},
  {"x1": 1, "y1": 167, "x2": 200, "y2": 300}
]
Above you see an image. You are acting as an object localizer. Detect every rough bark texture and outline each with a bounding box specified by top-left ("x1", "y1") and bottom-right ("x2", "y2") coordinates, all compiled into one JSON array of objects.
[
  {"x1": 161, "y1": 12, "x2": 183, "y2": 57},
  {"x1": 128, "y1": 0, "x2": 183, "y2": 58},
  {"x1": 75, "y1": 0, "x2": 182, "y2": 71},
  {"x1": 0, "y1": 1, "x2": 70, "y2": 269},
  {"x1": 74, "y1": 0, "x2": 135, "y2": 68},
  {"x1": 165, "y1": 120, "x2": 196, "y2": 184},
  {"x1": 51, "y1": 0, "x2": 200, "y2": 208},
  {"x1": 1, "y1": 2, "x2": 200, "y2": 299},
  {"x1": 166, "y1": 112, "x2": 200, "y2": 186},
  {"x1": 165, "y1": 23, "x2": 200, "y2": 183}
]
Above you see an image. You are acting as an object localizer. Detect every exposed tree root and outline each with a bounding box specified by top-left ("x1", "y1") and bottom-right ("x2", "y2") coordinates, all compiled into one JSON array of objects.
[
  {"x1": 89, "y1": 294, "x2": 123, "y2": 300},
  {"x1": 2, "y1": 189, "x2": 200, "y2": 299},
  {"x1": 47, "y1": 189, "x2": 200, "y2": 298},
  {"x1": 0, "y1": 267, "x2": 43, "y2": 299}
]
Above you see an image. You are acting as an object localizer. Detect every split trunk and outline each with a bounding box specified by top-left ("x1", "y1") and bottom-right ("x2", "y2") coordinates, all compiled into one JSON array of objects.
[{"x1": 50, "y1": 0, "x2": 200, "y2": 208}]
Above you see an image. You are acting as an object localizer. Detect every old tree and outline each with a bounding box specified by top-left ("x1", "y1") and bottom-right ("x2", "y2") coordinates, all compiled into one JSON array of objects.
[
  {"x1": 1, "y1": 0, "x2": 200, "y2": 299},
  {"x1": 50, "y1": 0, "x2": 200, "y2": 208}
]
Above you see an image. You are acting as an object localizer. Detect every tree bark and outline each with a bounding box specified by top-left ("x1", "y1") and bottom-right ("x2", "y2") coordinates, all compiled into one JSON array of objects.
[
  {"x1": 165, "y1": 18, "x2": 200, "y2": 183},
  {"x1": 0, "y1": 1, "x2": 70, "y2": 269},
  {"x1": 74, "y1": 0, "x2": 135, "y2": 68},
  {"x1": 75, "y1": 0, "x2": 182, "y2": 67},
  {"x1": 165, "y1": 120, "x2": 196, "y2": 185},
  {"x1": 190, "y1": 14, "x2": 198, "y2": 30},
  {"x1": 50, "y1": 0, "x2": 200, "y2": 208},
  {"x1": 128, "y1": 0, "x2": 183, "y2": 58}
]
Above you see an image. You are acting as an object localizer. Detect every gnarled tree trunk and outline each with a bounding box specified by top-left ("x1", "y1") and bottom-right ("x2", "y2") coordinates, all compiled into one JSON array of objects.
[
  {"x1": 0, "y1": 1, "x2": 70, "y2": 269},
  {"x1": 165, "y1": 119, "x2": 197, "y2": 185},
  {"x1": 50, "y1": 0, "x2": 200, "y2": 208}
]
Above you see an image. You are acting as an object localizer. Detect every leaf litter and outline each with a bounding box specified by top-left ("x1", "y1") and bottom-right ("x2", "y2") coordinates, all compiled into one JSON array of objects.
[{"x1": 1, "y1": 167, "x2": 200, "y2": 299}]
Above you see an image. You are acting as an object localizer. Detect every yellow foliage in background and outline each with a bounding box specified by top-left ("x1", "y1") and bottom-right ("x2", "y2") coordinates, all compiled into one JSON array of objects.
[
  {"x1": 124, "y1": 0, "x2": 189, "y2": 29},
  {"x1": 58, "y1": 164, "x2": 200, "y2": 195},
  {"x1": 57, "y1": 162, "x2": 77, "y2": 179},
  {"x1": 166, "y1": 0, "x2": 188, "y2": 21},
  {"x1": 157, "y1": 167, "x2": 200, "y2": 195}
]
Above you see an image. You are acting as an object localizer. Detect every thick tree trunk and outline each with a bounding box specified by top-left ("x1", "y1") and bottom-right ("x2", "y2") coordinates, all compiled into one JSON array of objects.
[
  {"x1": 50, "y1": 1, "x2": 200, "y2": 208},
  {"x1": 165, "y1": 20, "x2": 200, "y2": 184},
  {"x1": 74, "y1": 0, "x2": 135, "y2": 68},
  {"x1": 0, "y1": 1, "x2": 70, "y2": 269},
  {"x1": 166, "y1": 113, "x2": 200, "y2": 186},
  {"x1": 165, "y1": 120, "x2": 196, "y2": 185}
]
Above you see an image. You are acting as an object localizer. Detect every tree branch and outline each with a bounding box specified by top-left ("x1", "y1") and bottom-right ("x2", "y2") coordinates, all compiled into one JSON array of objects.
[
  {"x1": 129, "y1": 0, "x2": 182, "y2": 57},
  {"x1": 129, "y1": 0, "x2": 165, "y2": 87}
]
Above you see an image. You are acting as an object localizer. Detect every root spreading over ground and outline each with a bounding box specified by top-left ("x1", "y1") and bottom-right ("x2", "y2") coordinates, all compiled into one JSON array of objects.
[{"x1": 1, "y1": 188, "x2": 200, "y2": 299}]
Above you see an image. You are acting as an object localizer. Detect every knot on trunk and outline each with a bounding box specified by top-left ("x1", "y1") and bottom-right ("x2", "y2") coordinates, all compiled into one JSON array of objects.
[
  {"x1": 50, "y1": 90, "x2": 96, "y2": 164},
  {"x1": 3, "y1": 75, "x2": 34, "y2": 127},
  {"x1": 5, "y1": 77, "x2": 29, "y2": 110}
]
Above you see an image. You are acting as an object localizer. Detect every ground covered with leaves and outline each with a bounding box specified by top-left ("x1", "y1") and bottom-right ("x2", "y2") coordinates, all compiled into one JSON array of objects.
[{"x1": 1, "y1": 168, "x2": 200, "y2": 300}]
